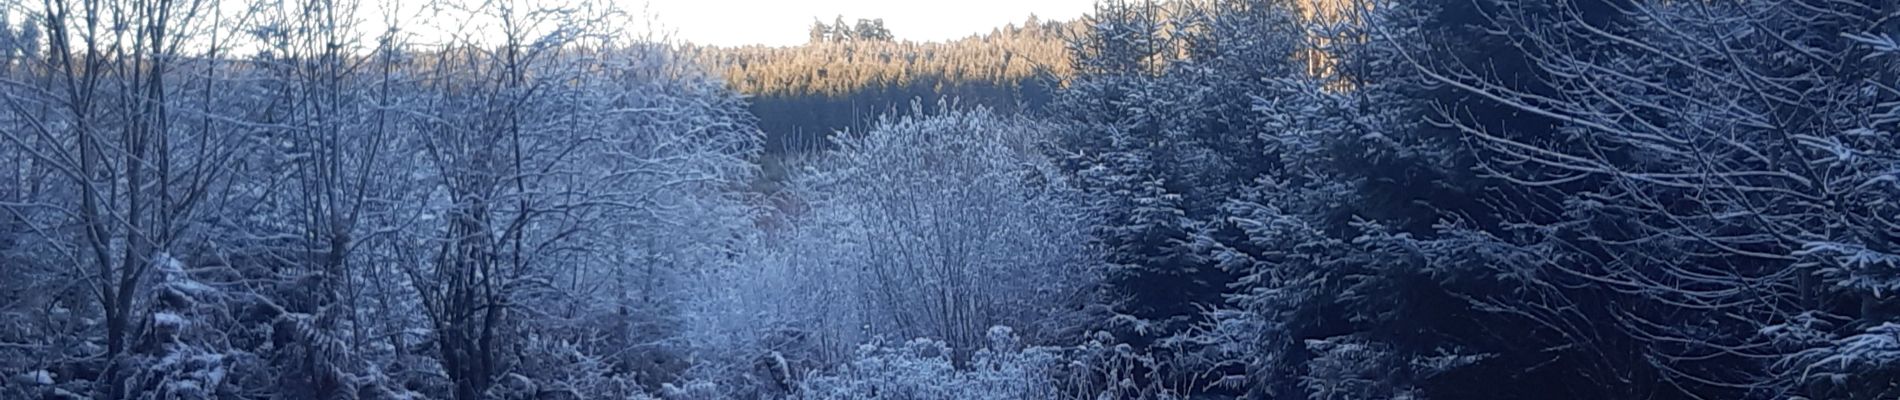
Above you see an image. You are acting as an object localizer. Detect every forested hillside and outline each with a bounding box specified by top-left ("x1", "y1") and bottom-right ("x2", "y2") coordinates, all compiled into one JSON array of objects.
[
  {"x1": 4, "y1": 0, "x2": 1900, "y2": 399},
  {"x1": 687, "y1": 16, "x2": 1072, "y2": 154}
]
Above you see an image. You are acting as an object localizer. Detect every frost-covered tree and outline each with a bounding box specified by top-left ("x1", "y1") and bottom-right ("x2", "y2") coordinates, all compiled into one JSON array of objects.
[
  {"x1": 681, "y1": 105, "x2": 1097, "y2": 398},
  {"x1": 389, "y1": 12, "x2": 762, "y2": 395},
  {"x1": 0, "y1": 0, "x2": 266, "y2": 396},
  {"x1": 1406, "y1": 0, "x2": 1900, "y2": 398},
  {"x1": 817, "y1": 105, "x2": 1094, "y2": 351},
  {"x1": 0, "y1": 0, "x2": 762, "y2": 397},
  {"x1": 1054, "y1": 0, "x2": 1313, "y2": 352},
  {"x1": 1190, "y1": 2, "x2": 1591, "y2": 399},
  {"x1": 1081, "y1": 124, "x2": 1205, "y2": 344}
]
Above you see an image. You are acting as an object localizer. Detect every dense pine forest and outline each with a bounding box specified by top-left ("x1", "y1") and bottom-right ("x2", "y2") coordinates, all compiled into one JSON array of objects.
[
  {"x1": 3, "y1": 0, "x2": 1900, "y2": 399},
  {"x1": 687, "y1": 16, "x2": 1072, "y2": 155}
]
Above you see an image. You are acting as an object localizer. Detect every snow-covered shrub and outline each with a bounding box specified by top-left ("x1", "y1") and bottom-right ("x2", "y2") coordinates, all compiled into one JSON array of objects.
[
  {"x1": 122, "y1": 254, "x2": 249, "y2": 399},
  {"x1": 505, "y1": 335, "x2": 654, "y2": 399},
  {"x1": 798, "y1": 103, "x2": 1097, "y2": 352},
  {"x1": 791, "y1": 326, "x2": 1176, "y2": 400},
  {"x1": 680, "y1": 105, "x2": 1099, "y2": 398}
]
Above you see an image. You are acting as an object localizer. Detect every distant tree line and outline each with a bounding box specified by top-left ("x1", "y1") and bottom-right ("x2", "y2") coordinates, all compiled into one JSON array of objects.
[{"x1": 686, "y1": 16, "x2": 1073, "y2": 156}]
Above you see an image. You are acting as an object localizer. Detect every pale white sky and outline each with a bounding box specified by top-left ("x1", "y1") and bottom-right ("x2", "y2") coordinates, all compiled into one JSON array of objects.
[{"x1": 638, "y1": 0, "x2": 1095, "y2": 47}]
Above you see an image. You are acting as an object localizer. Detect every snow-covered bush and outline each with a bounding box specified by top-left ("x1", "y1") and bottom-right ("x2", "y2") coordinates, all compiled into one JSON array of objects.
[
  {"x1": 119, "y1": 254, "x2": 257, "y2": 400},
  {"x1": 679, "y1": 104, "x2": 1099, "y2": 398},
  {"x1": 799, "y1": 104, "x2": 1097, "y2": 352},
  {"x1": 793, "y1": 326, "x2": 1175, "y2": 400}
]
